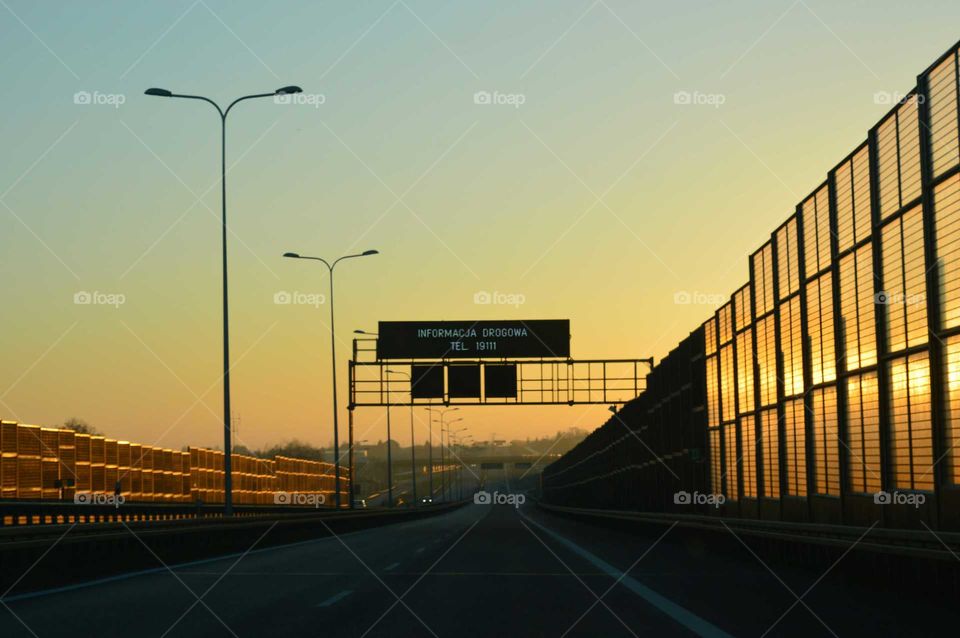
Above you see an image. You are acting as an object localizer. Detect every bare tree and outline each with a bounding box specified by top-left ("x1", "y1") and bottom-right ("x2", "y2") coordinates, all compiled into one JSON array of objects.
[{"x1": 61, "y1": 417, "x2": 100, "y2": 435}]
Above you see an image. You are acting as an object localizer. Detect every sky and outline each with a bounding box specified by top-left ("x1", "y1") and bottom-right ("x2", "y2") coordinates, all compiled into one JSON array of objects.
[{"x1": 2, "y1": 0, "x2": 960, "y2": 454}]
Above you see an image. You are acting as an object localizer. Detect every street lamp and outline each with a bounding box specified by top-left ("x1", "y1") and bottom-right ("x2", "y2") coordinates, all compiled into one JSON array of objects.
[
  {"x1": 423, "y1": 409, "x2": 433, "y2": 501},
  {"x1": 426, "y1": 407, "x2": 459, "y2": 501},
  {"x1": 459, "y1": 433, "x2": 473, "y2": 500},
  {"x1": 354, "y1": 329, "x2": 395, "y2": 508},
  {"x1": 146, "y1": 84, "x2": 302, "y2": 516},
  {"x1": 448, "y1": 426, "x2": 469, "y2": 501},
  {"x1": 445, "y1": 419, "x2": 464, "y2": 501},
  {"x1": 386, "y1": 368, "x2": 415, "y2": 507},
  {"x1": 283, "y1": 250, "x2": 379, "y2": 508}
]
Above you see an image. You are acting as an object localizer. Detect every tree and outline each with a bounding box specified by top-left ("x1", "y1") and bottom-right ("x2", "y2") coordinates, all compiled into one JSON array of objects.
[
  {"x1": 233, "y1": 444, "x2": 254, "y2": 456},
  {"x1": 260, "y1": 439, "x2": 325, "y2": 461},
  {"x1": 61, "y1": 417, "x2": 100, "y2": 435}
]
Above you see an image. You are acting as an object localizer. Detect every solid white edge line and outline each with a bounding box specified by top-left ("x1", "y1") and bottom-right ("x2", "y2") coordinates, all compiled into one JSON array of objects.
[{"x1": 519, "y1": 510, "x2": 735, "y2": 638}]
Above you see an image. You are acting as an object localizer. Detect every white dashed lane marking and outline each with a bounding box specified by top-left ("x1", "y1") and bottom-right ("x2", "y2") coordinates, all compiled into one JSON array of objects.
[{"x1": 317, "y1": 590, "x2": 353, "y2": 608}]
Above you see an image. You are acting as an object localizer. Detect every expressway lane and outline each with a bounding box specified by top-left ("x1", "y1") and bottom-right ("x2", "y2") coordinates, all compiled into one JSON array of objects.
[{"x1": 1, "y1": 479, "x2": 956, "y2": 637}]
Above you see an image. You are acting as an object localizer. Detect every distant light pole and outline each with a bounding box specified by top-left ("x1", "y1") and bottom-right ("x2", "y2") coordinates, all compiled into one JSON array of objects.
[
  {"x1": 459, "y1": 434, "x2": 473, "y2": 499},
  {"x1": 424, "y1": 409, "x2": 433, "y2": 501},
  {"x1": 426, "y1": 407, "x2": 459, "y2": 501},
  {"x1": 146, "y1": 84, "x2": 302, "y2": 516},
  {"x1": 449, "y1": 428, "x2": 470, "y2": 501},
  {"x1": 283, "y1": 250, "x2": 379, "y2": 509},
  {"x1": 386, "y1": 368, "x2": 415, "y2": 506},
  {"x1": 445, "y1": 420, "x2": 465, "y2": 501},
  {"x1": 461, "y1": 434, "x2": 474, "y2": 498},
  {"x1": 355, "y1": 329, "x2": 395, "y2": 508}
]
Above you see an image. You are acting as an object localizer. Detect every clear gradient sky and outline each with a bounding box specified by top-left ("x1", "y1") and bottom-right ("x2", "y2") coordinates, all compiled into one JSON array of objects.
[{"x1": 2, "y1": 1, "x2": 960, "y2": 453}]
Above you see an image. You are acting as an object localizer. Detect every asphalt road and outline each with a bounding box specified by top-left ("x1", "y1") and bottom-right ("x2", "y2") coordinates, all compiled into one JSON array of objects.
[{"x1": 1, "y1": 475, "x2": 956, "y2": 637}]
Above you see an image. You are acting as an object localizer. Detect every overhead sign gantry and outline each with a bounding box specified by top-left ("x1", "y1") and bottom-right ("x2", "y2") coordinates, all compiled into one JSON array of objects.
[{"x1": 349, "y1": 320, "x2": 652, "y2": 407}]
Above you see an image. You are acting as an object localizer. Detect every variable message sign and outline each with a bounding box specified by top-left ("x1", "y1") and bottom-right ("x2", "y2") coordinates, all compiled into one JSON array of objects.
[
  {"x1": 377, "y1": 320, "x2": 570, "y2": 359},
  {"x1": 410, "y1": 365, "x2": 444, "y2": 399}
]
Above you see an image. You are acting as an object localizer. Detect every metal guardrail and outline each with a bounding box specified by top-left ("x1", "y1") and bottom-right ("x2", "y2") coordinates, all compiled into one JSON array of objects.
[
  {"x1": 538, "y1": 503, "x2": 960, "y2": 562},
  {"x1": 0, "y1": 498, "x2": 351, "y2": 527},
  {"x1": 0, "y1": 498, "x2": 465, "y2": 537}
]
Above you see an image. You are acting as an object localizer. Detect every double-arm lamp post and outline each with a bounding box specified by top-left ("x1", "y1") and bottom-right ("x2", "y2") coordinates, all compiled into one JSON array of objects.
[
  {"x1": 443, "y1": 418, "x2": 464, "y2": 500},
  {"x1": 385, "y1": 370, "x2": 415, "y2": 506},
  {"x1": 145, "y1": 85, "x2": 302, "y2": 516},
  {"x1": 283, "y1": 250, "x2": 378, "y2": 508},
  {"x1": 448, "y1": 427, "x2": 470, "y2": 500},
  {"x1": 424, "y1": 407, "x2": 458, "y2": 501},
  {"x1": 353, "y1": 329, "x2": 400, "y2": 508}
]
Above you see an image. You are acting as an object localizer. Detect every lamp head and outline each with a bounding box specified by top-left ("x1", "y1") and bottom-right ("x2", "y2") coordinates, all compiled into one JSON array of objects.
[
  {"x1": 145, "y1": 88, "x2": 173, "y2": 97},
  {"x1": 282, "y1": 252, "x2": 300, "y2": 259},
  {"x1": 275, "y1": 85, "x2": 303, "y2": 95}
]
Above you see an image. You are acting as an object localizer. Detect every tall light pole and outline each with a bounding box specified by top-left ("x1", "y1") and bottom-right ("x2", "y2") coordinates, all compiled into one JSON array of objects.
[
  {"x1": 386, "y1": 369, "x2": 414, "y2": 506},
  {"x1": 427, "y1": 407, "x2": 459, "y2": 502},
  {"x1": 283, "y1": 250, "x2": 379, "y2": 508},
  {"x1": 146, "y1": 85, "x2": 302, "y2": 516}
]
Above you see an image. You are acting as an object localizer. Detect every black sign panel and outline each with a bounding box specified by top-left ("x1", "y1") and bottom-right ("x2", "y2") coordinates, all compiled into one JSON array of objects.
[
  {"x1": 411, "y1": 365, "x2": 444, "y2": 399},
  {"x1": 484, "y1": 364, "x2": 517, "y2": 398},
  {"x1": 377, "y1": 320, "x2": 570, "y2": 359},
  {"x1": 448, "y1": 365, "x2": 481, "y2": 398}
]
